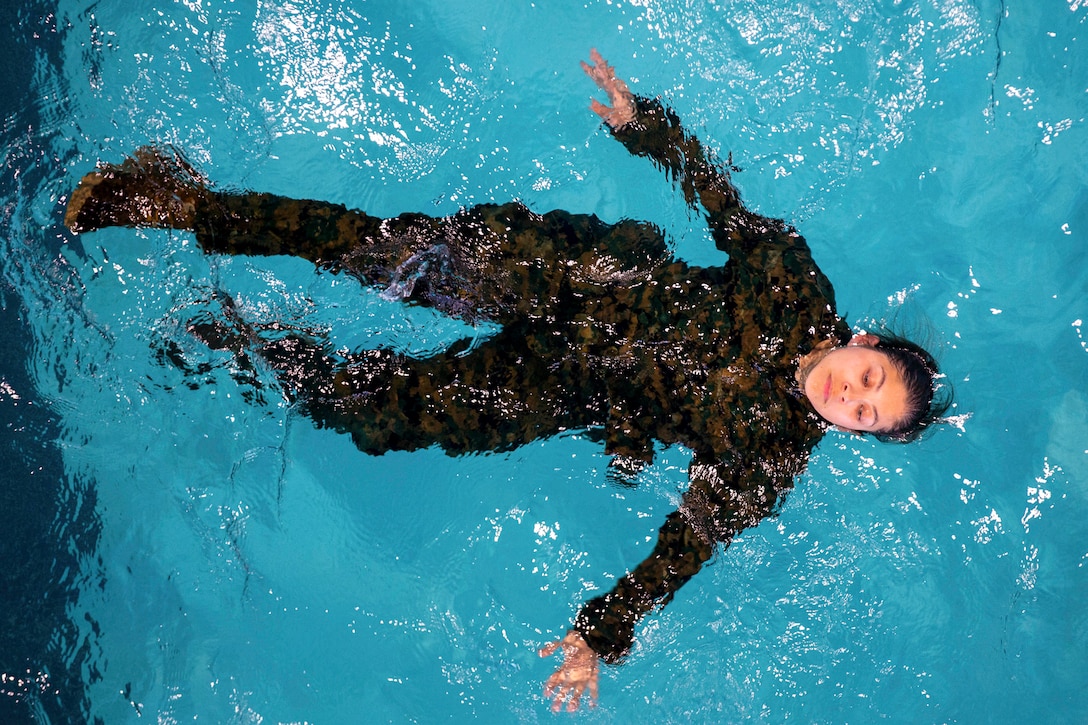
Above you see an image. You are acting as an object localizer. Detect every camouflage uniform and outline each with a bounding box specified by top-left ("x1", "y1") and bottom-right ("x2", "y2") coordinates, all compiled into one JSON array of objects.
[{"x1": 188, "y1": 97, "x2": 849, "y2": 663}]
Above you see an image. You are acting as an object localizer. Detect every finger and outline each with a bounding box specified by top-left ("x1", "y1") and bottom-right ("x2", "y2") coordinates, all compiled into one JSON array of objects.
[
  {"x1": 544, "y1": 674, "x2": 566, "y2": 705},
  {"x1": 543, "y1": 670, "x2": 563, "y2": 696},
  {"x1": 597, "y1": 55, "x2": 614, "y2": 77},
  {"x1": 590, "y1": 48, "x2": 603, "y2": 65},
  {"x1": 588, "y1": 678, "x2": 599, "y2": 707},
  {"x1": 538, "y1": 640, "x2": 560, "y2": 658},
  {"x1": 567, "y1": 685, "x2": 583, "y2": 712},
  {"x1": 589, "y1": 99, "x2": 612, "y2": 119},
  {"x1": 579, "y1": 60, "x2": 592, "y2": 76},
  {"x1": 550, "y1": 685, "x2": 571, "y2": 713}
]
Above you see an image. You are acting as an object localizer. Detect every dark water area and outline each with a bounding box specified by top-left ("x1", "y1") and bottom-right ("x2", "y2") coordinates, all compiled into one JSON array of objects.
[{"x1": 0, "y1": 2, "x2": 99, "y2": 722}]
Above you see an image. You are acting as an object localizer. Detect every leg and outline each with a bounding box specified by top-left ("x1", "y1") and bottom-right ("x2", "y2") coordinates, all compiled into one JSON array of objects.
[
  {"x1": 64, "y1": 148, "x2": 481, "y2": 314},
  {"x1": 192, "y1": 195, "x2": 671, "y2": 326},
  {"x1": 63, "y1": 146, "x2": 394, "y2": 262},
  {"x1": 257, "y1": 326, "x2": 607, "y2": 456},
  {"x1": 65, "y1": 148, "x2": 671, "y2": 325}
]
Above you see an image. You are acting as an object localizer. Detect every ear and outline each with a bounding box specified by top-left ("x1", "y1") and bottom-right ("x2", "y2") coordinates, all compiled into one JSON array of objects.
[{"x1": 847, "y1": 333, "x2": 880, "y2": 348}]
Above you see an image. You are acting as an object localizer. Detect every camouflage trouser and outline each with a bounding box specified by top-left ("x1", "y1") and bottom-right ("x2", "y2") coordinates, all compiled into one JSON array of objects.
[{"x1": 192, "y1": 192, "x2": 670, "y2": 455}]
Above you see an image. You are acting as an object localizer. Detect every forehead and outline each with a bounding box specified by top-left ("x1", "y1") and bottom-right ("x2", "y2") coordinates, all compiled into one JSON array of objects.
[{"x1": 830, "y1": 345, "x2": 891, "y2": 365}]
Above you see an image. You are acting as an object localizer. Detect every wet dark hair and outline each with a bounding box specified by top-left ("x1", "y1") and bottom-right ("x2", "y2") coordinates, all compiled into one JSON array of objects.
[{"x1": 868, "y1": 333, "x2": 953, "y2": 443}]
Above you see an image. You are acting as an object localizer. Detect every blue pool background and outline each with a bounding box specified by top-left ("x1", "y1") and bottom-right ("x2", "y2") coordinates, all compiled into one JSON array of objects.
[{"x1": 1, "y1": 0, "x2": 1086, "y2": 722}]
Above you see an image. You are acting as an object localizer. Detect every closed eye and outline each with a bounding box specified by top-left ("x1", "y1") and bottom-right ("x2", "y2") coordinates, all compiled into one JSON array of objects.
[{"x1": 856, "y1": 403, "x2": 875, "y2": 427}]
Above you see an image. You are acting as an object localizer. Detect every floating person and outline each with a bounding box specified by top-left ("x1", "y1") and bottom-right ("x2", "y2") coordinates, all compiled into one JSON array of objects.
[{"x1": 64, "y1": 49, "x2": 951, "y2": 712}]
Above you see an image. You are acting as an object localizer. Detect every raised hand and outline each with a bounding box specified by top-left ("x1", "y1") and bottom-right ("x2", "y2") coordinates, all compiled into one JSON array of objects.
[{"x1": 580, "y1": 48, "x2": 636, "y2": 129}]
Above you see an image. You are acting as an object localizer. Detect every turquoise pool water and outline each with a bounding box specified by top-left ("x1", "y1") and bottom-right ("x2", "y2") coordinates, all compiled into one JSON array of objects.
[{"x1": 2, "y1": 0, "x2": 1086, "y2": 722}]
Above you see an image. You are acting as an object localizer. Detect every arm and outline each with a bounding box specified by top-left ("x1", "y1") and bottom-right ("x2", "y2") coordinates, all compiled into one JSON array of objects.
[
  {"x1": 575, "y1": 454, "x2": 787, "y2": 661},
  {"x1": 581, "y1": 49, "x2": 788, "y2": 262},
  {"x1": 540, "y1": 452, "x2": 794, "y2": 710}
]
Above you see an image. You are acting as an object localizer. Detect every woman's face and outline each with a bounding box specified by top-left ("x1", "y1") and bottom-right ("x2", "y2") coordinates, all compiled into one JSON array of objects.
[{"x1": 802, "y1": 340, "x2": 909, "y2": 434}]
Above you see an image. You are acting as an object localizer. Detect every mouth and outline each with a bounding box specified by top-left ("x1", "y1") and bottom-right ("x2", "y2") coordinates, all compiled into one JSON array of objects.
[{"x1": 822, "y1": 374, "x2": 831, "y2": 405}]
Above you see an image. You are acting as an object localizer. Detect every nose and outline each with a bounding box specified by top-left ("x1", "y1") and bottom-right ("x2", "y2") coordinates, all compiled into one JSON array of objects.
[{"x1": 839, "y1": 381, "x2": 861, "y2": 406}]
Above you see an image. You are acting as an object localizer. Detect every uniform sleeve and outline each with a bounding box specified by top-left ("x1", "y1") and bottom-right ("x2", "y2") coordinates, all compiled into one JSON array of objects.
[
  {"x1": 572, "y1": 452, "x2": 794, "y2": 663},
  {"x1": 608, "y1": 96, "x2": 796, "y2": 265}
]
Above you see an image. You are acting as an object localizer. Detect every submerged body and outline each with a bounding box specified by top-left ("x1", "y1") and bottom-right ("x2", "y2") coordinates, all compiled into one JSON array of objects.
[
  {"x1": 65, "y1": 51, "x2": 935, "y2": 711},
  {"x1": 188, "y1": 100, "x2": 848, "y2": 661}
]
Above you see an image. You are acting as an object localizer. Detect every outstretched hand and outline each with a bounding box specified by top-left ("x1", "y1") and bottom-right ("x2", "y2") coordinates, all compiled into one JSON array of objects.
[
  {"x1": 580, "y1": 48, "x2": 636, "y2": 130},
  {"x1": 539, "y1": 630, "x2": 600, "y2": 712}
]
